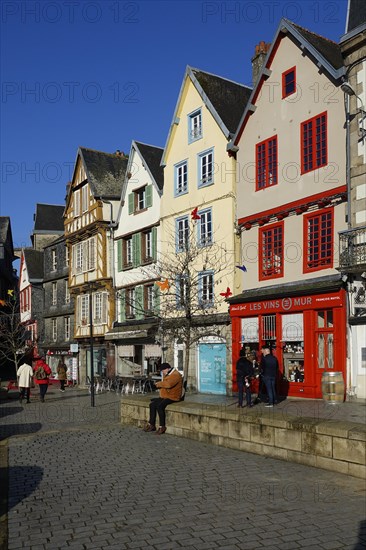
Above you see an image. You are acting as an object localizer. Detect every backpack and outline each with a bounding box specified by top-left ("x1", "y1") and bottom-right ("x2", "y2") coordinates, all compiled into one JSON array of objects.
[{"x1": 35, "y1": 366, "x2": 47, "y2": 380}]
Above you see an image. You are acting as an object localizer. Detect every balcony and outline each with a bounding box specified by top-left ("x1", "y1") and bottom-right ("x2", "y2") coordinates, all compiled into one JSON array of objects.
[{"x1": 338, "y1": 226, "x2": 366, "y2": 273}]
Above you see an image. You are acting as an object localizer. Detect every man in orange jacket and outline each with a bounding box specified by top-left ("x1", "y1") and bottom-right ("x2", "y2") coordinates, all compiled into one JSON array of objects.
[{"x1": 143, "y1": 363, "x2": 183, "y2": 435}]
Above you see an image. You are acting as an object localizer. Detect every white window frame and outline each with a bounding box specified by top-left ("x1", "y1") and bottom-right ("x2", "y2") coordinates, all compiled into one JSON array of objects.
[
  {"x1": 74, "y1": 189, "x2": 81, "y2": 217},
  {"x1": 126, "y1": 237, "x2": 133, "y2": 266},
  {"x1": 135, "y1": 186, "x2": 146, "y2": 211},
  {"x1": 72, "y1": 237, "x2": 95, "y2": 275},
  {"x1": 175, "y1": 161, "x2": 188, "y2": 196},
  {"x1": 52, "y1": 282, "x2": 57, "y2": 305},
  {"x1": 79, "y1": 294, "x2": 89, "y2": 326},
  {"x1": 51, "y1": 249, "x2": 57, "y2": 271},
  {"x1": 64, "y1": 316, "x2": 70, "y2": 341},
  {"x1": 176, "y1": 216, "x2": 189, "y2": 252},
  {"x1": 126, "y1": 288, "x2": 136, "y2": 318},
  {"x1": 65, "y1": 245, "x2": 69, "y2": 266},
  {"x1": 52, "y1": 318, "x2": 57, "y2": 342},
  {"x1": 146, "y1": 284, "x2": 154, "y2": 311},
  {"x1": 188, "y1": 109, "x2": 202, "y2": 142},
  {"x1": 65, "y1": 281, "x2": 70, "y2": 304},
  {"x1": 199, "y1": 271, "x2": 214, "y2": 308},
  {"x1": 81, "y1": 185, "x2": 88, "y2": 213},
  {"x1": 198, "y1": 208, "x2": 213, "y2": 247},
  {"x1": 198, "y1": 149, "x2": 214, "y2": 187}
]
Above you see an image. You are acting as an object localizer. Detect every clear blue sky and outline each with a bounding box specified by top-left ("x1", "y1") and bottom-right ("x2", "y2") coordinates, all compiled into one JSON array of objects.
[{"x1": 1, "y1": 0, "x2": 348, "y2": 250}]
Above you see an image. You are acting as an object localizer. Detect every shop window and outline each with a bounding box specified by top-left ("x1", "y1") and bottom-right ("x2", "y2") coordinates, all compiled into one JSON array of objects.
[
  {"x1": 282, "y1": 313, "x2": 304, "y2": 383},
  {"x1": 261, "y1": 314, "x2": 276, "y2": 346},
  {"x1": 301, "y1": 112, "x2": 327, "y2": 174},
  {"x1": 241, "y1": 317, "x2": 259, "y2": 344},
  {"x1": 304, "y1": 210, "x2": 333, "y2": 272},
  {"x1": 259, "y1": 222, "x2": 283, "y2": 280},
  {"x1": 317, "y1": 309, "x2": 333, "y2": 328}
]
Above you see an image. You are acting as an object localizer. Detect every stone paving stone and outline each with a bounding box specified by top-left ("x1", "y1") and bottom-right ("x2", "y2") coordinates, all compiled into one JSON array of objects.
[{"x1": 2, "y1": 391, "x2": 366, "y2": 550}]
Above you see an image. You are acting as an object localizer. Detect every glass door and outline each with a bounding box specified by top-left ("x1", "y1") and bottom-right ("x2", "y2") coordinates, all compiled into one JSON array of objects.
[{"x1": 315, "y1": 309, "x2": 334, "y2": 397}]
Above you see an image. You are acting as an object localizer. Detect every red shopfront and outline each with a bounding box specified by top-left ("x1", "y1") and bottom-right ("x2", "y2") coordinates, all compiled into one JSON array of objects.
[{"x1": 230, "y1": 288, "x2": 347, "y2": 399}]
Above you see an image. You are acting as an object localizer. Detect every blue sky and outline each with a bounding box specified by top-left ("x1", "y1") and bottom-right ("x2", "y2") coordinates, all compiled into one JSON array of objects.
[{"x1": 1, "y1": 0, "x2": 349, "y2": 250}]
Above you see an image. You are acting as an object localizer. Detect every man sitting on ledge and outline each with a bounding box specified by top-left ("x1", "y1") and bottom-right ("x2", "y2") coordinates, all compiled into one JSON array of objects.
[{"x1": 143, "y1": 363, "x2": 183, "y2": 435}]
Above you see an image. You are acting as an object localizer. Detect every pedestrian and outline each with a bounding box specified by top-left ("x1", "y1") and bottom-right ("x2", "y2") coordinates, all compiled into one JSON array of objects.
[
  {"x1": 57, "y1": 359, "x2": 67, "y2": 392},
  {"x1": 143, "y1": 363, "x2": 183, "y2": 435},
  {"x1": 33, "y1": 357, "x2": 52, "y2": 403},
  {"x1": 17, "y1": 361, "x2": 33, "y2": 404},
  {"x1": 236, "y1": 348, "x2": 254, "y2": 408},
  {"x1": 260, "y1": 345, "x2": 279, "y2": 407}
]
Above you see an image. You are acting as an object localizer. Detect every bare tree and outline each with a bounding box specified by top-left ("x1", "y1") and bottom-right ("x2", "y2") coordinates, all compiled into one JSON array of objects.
[
  {"x1": 0, "y1": 296, "x2": 34, "y2": 378},
  {"x1": 147, "y1": 220, "x2": 234, "y2": 382}
]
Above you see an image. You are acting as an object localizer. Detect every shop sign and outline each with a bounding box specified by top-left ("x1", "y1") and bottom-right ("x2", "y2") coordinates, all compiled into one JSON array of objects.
[{"x1": 231, "y1": 291, "x2": 342, "y2": 315}]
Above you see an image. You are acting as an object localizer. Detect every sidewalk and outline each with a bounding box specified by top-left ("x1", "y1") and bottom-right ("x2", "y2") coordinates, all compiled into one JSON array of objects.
[{"x1": 1, "y1": 386, "x2": 366, "y2": 550}]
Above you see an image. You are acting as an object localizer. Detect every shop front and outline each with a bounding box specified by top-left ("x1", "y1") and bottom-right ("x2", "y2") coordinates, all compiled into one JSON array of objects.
[{"x1": 230, "y1": 279, "x2": 347, "y2": 399}]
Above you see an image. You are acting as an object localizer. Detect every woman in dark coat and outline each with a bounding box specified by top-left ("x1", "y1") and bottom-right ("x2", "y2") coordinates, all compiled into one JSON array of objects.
[{"x1": 236, "y1": 348, "x2": 254, "y2": 408}]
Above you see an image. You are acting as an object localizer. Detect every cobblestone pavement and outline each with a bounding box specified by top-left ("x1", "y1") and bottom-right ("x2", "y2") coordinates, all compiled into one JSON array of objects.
[{"x1": 1, "y1": 388, "x2": 366, "y2": 550}]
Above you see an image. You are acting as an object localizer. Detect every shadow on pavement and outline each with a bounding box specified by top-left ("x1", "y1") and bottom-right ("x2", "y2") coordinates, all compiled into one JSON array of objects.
[
  {"x1": 0, "y1": 423, "x2": 42, "y2": 441},
  {"x1": 0, "y1": 406, "x2": 24, "y2": 419},
  {"x1": 354, "y1": 519, "x2": 366, "y2": 549},
  {"x1": 3, "y1": 465, "x2": 44, "y2": 512}
]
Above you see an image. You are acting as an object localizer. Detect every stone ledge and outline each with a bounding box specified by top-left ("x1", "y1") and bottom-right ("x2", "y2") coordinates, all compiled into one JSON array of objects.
[{"x1": 121, "y1": 396, "x2": 366, "y2": 478}]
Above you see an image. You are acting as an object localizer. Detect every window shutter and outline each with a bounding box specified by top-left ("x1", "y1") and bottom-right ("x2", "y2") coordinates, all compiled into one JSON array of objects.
[
  {"x1": 88, "y1": 237, "x2": 96, "y2": 270},
  {"x1": 117, "y1": 240, "x2": 123, "y2": 272},
  {"x1": 145, "y1": 184, "x2": 153, "y2": 208},
  {"x1": 82, "y1": 241, "x2": 88, "y2": 272},
  {"x1": 77, "y1": 295, "x2": 81, "y2": 325},
  {"x1": 151, "y1": 227, "x2": 157, "y2": 261},
  {"x1": 154, "y1": 286, "x2": 160, "y2": 314},
  {"x1": 72, "y1": 244, "x2": 76, "y2": 275},
  {"x1": 119, "y1": 290, "x2": 126, "y2": 323},
  {"x1": 128, "y1": 193, "x2": 134, "y2": 214},
  {"x1": 135, "y1": 286, "x2": 144, "y2": 320},
  {"x1": 102, "y1": 292, "x2": 108, "y2": 324},
  {"x1": 132, "y1": 233, "x2": 141, "y2": 267},
  {"x1": 74, "y1": 190, "x2": 81, "y2": 217}
]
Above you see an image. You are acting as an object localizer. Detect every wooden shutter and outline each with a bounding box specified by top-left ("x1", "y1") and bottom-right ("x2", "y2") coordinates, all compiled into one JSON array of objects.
[
  {"x1": 128, "y1": 193, "x2": 134, "y2": 214},
  {"x1": 132, "y1": 233, "x2": 141, "y2": 267},
  {"x1": 151, "y1": 227, "x2": 157, "y2": 261},
  {"x1": 135, "y1": 286, "x2": 144, "y2": 320},
  {"x1": 145, "y1": 184, "x2": 153, "y2": 208},
  {"x1": 117, "y1": 240, "x2": 123, "y2": 272},
  {"x1": 119, "y1": 289, "x2": 126, "y2": 322}
]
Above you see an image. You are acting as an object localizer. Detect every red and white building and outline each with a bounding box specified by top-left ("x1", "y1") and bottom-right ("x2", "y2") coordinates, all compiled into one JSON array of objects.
[{"x1": 228, "y1": 20, "x2": 348, "y2": 399}]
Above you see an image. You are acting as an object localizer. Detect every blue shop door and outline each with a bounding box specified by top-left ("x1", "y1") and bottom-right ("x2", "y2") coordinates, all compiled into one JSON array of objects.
[{"x1": 198, "y1": 343, "x2": 226, "y2": 394}]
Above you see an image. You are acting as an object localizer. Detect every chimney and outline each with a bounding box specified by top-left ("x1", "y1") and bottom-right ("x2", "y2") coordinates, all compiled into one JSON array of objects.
[{"x1": 251, "y1": 41, "x2": 271, "y2": 86}]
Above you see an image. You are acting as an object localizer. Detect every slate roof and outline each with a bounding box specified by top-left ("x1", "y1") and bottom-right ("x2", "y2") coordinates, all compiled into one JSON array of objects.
[
  {"x1": 23, "y1": 249, "x2": 44, "y2": 281},
  {"x1": 191, "y1": 69, "x2": 252, "y2": 135},
  {"x1": 0, "y1": 217, "x2": 11, "y2": 244},
  {"x1": 291, "y1": 22, "x2": 344, "y2": 70},
  {"x1": 134, "y1": 142, "x2": 164, "y2": 191},
  {"x1": 33, "y1": 204, "x2": 64, "y2": 232},
  {"x1": 345, "y1": 0, "x2": 366, "y2": 33},
  {"x1": 79, "y1": 148, "x2": 128, "y2": 199}
]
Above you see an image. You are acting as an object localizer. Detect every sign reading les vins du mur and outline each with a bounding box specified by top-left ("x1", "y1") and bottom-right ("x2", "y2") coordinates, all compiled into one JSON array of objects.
[{"x1": 230, "y1": 291, "x2": 343, "y2": 315}]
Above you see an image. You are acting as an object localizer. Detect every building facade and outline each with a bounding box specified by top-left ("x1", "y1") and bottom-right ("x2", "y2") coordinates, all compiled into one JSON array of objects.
[
  {"x1": 228, "y1": 19, "x2": 348, "y2": 399},
  {"x1": 64, "y1": 147, "x2": 128, "y2": 385}
]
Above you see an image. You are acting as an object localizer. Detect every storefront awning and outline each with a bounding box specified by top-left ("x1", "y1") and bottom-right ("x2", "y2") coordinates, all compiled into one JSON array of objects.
[{"x1": 228, "y1": 275, "x2": 343, "y2": 304}]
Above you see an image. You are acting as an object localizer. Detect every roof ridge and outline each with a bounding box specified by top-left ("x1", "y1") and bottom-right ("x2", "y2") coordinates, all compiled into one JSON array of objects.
[
  {"x1": 134, "y1": 140, "x2": 164, "y2": 150},
  {"x1": 189, "y1": 66, "x2": 252, "y2": 90},
  {"x1": 79, "y1": 146, "x2": 127, "y2": 158},
  {"x1": 288, "y1": 19, "x2": 340, "y2": 46}
]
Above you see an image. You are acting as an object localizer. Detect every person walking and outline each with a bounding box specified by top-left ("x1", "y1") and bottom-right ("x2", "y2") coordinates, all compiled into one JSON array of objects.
[
  {"x1": 236, "y1": 348, "x2": 254, "y2": 408},
  {"x1": 33, "y1": 357, "x2": 52, "y2": 403},
  {"x1": 143, "y1": 363, "x2": 183, "y2": 435},
  {"x1": 260, "y1": 345, "x2": 279, "y2": 407},
  {"x1": 57, "y1": 359, "x2": 67, "y2": 392},
  {"x1": 17, "y1": 361, "x2": 33, "y2": 404}
]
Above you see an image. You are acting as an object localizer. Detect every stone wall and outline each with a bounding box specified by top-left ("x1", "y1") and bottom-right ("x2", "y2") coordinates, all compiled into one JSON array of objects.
[{"x1": 121, "y1": 396, "x2": 366, "y2": 479}]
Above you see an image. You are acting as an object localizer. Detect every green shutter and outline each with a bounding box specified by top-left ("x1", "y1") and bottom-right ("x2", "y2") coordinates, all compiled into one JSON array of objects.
[
  {"x1": 154, "y1": 286, "x2": 160, "y2": 315},
  {"x1": 117, "y1": 240, "x2": 123, "y2": 272},
  {"x1": 119, "y1": 290, "x2": 126, "y2": 322},
  {"x1": 135, "y1": 286, "x2": 144, "y2": 320},
  {"x1": 132, "y1": 233, "x2": 141, "y2": 267},
  {"x1": 146, "y1": 184, "x2": 153, "y2": 208},
  {"x1": 128, "y1": 193, "x2": 134, "y2": 214},
  {"x1": 152, "y1": 227, "x2": 157, "y2": 261}
]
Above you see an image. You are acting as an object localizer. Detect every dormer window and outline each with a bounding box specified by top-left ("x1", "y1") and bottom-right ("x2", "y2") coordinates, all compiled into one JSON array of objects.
[
  {"x1": 128, "y1": 185, "x2": 152, "y2": 214},
  {"x1": 282, "y1": 67, "x2": 296, "y2": 98},
  {"x1": 188, "y1": 109, "x2": 202, "y2": 143}
]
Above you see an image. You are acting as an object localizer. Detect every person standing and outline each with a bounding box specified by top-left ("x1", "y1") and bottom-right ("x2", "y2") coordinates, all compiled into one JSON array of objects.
[
  {"x1": 260, "y1": 345, "x2": 279, "y2": 407},
  {"x1": 143, "y1": 363, "x2": 183, "y2": 435},
  {"x1": 236, "y1": 348, "x2": 254, "y2": 408},
  {"x1": 57, "y1": 359, "x2": 67, "y2": 392},
  {"x1": 33, "y1": 357, "x2": 52, "y2": 403},
  {"x1": 17, "y1": 361, "x2": 33, "y2": 404}
]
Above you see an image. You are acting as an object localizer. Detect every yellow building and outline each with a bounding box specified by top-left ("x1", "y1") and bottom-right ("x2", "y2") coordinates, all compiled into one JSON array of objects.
[{"x1": 160, "y1": 66, "x2": 251, "y2": 393}]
